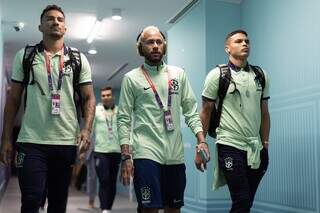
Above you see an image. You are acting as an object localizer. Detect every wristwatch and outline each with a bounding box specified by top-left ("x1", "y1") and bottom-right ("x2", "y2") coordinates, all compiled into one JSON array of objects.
[{"x1": 121, "y1": 154, "x2": 131, "y2": 161}]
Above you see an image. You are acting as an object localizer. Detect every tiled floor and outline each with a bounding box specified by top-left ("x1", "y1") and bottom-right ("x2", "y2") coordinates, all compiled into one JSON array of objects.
[{"x1": 0, "y1": 177, "x2": 137, "y2": 213}]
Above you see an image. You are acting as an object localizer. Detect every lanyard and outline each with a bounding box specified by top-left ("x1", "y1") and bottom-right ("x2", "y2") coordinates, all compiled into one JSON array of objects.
[
  {"x1": 105, "y1": 109, "x2": 115, "y2": 129},
  {"x1": 44, "y1": 48, "x2": 64, "y2": 93},
  {"x1": 141, "y1": 65, "x2": 172, "y2": 110}
]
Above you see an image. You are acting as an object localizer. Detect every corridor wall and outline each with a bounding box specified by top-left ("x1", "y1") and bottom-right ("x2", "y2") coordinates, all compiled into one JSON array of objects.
[
  {"x1": 0, "y1": 3, "x2": 8, "y2": 201},
  {"x1": 167, "y1": 0, "x2": 320, "y2": 212},
  {"x1": 241, "y1": 0, "x2": 320, "y2": 212}
]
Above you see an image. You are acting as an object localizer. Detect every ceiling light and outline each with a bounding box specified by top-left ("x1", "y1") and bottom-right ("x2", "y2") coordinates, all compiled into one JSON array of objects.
[
  {"x1": 111, "y1": 8, "x2": 122, "y2": 21},
  {"x1": 86, "y1": 20, "x2": 101, "y2": 43},
  {"x1": 88, "y1": 46, "x2": 97, "y2": 55},
  {"x1": 88, "y1": 49, "x2": 97, "y2": 55}
]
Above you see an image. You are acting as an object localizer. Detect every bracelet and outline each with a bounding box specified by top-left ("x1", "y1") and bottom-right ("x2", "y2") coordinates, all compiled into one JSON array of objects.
[
  {"x1": 263, "y1": 141, "x2": 269, "y2": 144},
  {"x1": 196, "y1": 141, "x2": 208, "y2": 149}
]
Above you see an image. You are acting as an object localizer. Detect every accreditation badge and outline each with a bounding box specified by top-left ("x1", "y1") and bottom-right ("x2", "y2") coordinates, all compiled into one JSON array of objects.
[
  {"x1": 51, "y1": 94, "x2": 61, "y2": 115},
  {"x1": 108, "y1": 127, "x2": 114, "y2": 139},
  {"x1": 164, "y1": 110, "x2": 174, "y2": 131}
]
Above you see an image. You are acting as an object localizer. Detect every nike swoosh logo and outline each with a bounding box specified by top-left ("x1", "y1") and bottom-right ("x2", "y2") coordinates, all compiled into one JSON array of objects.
[
  {"x1": 143, "y1": 87, "x2": 151, "y2": 90},
  {"x1": 173, "y1": 199, "x2": 181, "y2": 203}
]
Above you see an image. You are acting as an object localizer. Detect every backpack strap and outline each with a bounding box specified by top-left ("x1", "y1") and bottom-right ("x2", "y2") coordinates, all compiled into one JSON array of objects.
[
  {"x1": 216, "y1": 64, "x2": 231, "y2": 125},
  {"x1": 217, "y1": 65, "x2": 231, "y2": 100},
  {"x1": 67, "y1": 46, "x2": 84, "y2": 118},
  {"x1": 67, "y1": 47, "x2": 82, "y2": 88},
  {"x1": 22, "y1": 44, "x2": 38, "y2": 108},
  {"x1": 208, "y1": 64, "x2": 231, "y2": 138},
  {"x1": 22, "y1": 44, "x2": 38, "y2": 85},
  {"x1": 250, "y1": 65, "x2": 265, "y2": 97}
]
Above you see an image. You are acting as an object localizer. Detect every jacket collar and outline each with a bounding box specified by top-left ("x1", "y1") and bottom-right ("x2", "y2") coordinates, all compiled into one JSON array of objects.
[
  {"x1": 143, "y1": 61, "x2": 166, "y2": 73},
  {"x1": 228, "y1": 61, "x2": 250, "y2": 72},
  {"x1": 36, "y1": 41, "x2": 68, "y2": 55}
]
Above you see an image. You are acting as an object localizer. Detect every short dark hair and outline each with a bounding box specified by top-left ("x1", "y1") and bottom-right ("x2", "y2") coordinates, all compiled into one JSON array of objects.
[
  {"x1": 100, "y1": 86, "x2": 113, "y2": 92},
  {"x1": 40, "y1": 5, "x2": 65, "y2": 23},
  {"x1": 225, "y1": 29, "x2": 248, "y2": 43}
]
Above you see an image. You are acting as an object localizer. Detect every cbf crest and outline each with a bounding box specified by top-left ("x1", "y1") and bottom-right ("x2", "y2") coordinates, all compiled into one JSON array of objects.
[
  {"x1": 170, "y1": 78, "x2": 179, "y2": 94},
  {"x1": 16, "y1": 152, "x2": 26, "y2": 168},
  {"x1": 224, "y1": 157, "x2": 233, "y2": 170},
  {"x1": 141, "y1": 186, "x2": 151, "y2": 203}
]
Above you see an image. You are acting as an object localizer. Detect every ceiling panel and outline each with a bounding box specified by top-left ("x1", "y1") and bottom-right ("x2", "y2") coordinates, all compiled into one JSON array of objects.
[{"x1": 1, "y1": 0, "x2": 193, "y2": 89}]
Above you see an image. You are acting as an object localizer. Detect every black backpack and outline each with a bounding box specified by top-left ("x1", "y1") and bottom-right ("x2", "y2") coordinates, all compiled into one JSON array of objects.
[
  {"x1": 22, "y1": 42, "x2": 84, "y2": 117},
  {"x1": 207, "y1": 64, "x2": 265, "y2": 138}
]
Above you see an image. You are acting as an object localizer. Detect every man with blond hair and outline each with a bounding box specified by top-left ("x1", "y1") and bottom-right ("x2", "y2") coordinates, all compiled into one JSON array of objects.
[{"x1": 118, "y1": 26, "x2": 209, "y2": 213}]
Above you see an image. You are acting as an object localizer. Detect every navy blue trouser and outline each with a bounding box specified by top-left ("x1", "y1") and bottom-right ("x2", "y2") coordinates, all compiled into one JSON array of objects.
[
  {"x1": 218, "y1": 144, "x2": 269, "y2": 213},
  {"x1": 16, "y1": 143, "x2": 76, "y2": 213},
  {"x1": 133, "y1": 159, "x2": 186, "y2": 210},
  {"x1": 94, "y1": 152, "x2": 121, "y2": 210}
]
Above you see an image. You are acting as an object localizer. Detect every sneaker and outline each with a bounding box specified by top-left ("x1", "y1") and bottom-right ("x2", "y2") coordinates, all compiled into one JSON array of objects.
[{"x1": 102, "y1": 210, "x2": 111, "y2": 213}]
